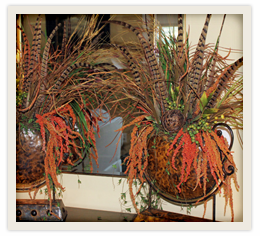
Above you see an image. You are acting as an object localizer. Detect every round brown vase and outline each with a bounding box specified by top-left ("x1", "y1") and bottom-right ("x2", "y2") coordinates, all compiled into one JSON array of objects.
[
  {"x1": 145, "y1": 135, "x2": 218, "y2": 205},
  {"x1": 16, "y1": 123, "x2": 87, "y2": 191},
  {"x1": 16, "y1": 124, "x2": 46, "y2": 191}
]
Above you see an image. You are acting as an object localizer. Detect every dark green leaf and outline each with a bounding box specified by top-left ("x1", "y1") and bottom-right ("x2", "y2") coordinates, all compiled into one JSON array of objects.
[
  {"x1": 126, "y1": 208, "x2": 131, "y2": 212},
  {"x1": 121, "y1": 192, "x2": 126, "y2": 199}
]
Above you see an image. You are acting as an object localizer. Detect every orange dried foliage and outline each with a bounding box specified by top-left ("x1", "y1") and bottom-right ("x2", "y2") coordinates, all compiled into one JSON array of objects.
[
  {"x1": 120, "y1": 117, "x2": 154, "y2": 214},
  {"x1": 167, "y1": 129, "x2": 238, "y2": 222},
  {"x1": 35, "y1": 104, "x2": 99, "y2": 213}
]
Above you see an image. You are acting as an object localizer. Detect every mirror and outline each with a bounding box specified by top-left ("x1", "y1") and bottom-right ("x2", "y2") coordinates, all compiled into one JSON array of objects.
[{"x1": 18, "y1": 14, "x2": 178, "y2": 177}]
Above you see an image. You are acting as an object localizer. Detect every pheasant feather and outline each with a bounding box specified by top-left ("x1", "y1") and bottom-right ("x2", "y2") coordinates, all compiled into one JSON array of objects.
[
  {"x1": 107, "y1": 20, "x2": 169, "y2": 113},
  {"x1": 40, "y1": 23, "x2": 62, "y2": 79},
  {"x1": 206, "y1": 57, "x2": 243, "y2": 109},
  {"x1": 177, "y1": 14, "x2": 184, "y2": 57},
  {"x1": 205, "y1": 15, "x2": 226, "y2": 92},
  {"x1": 16, "y1": 25, "x2": 31, "y2": 88},
  {"x1": 114, "y1": 44, "x2": 142, "y2": 88},
  {"x1": 32, "y1": 23, "x2": 62, "y2": 113},
  {"x1": 189, "y1": 14, "x2": 211, "y2": 106},
  {"x1": 43, "y1": 62, "x2": 114, "y2": 112},
  {"x1": 21, "y1": 15, "x2": 42, "y2": 108}
]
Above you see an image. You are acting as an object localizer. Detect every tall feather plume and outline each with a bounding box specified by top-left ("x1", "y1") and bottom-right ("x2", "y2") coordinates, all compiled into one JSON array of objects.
[
  {"x1": 107, "y1": 20, "x2": 169, "y2": 113},
  {"x1": 16, "y1": 25, "x2": 31, "y2": 88},
  {"x1": 189, "y1": 14, "x2": 211, "y2": 106},
  {"x1": 27, "y1": 15, "x2": 42, "y2": 76},
  {"x1": 175, "y1": 14, "x2": 186, "y2": 83},
  {"x1": 43, "y1": 62, "x2": 114, "y2": 113},
  {"x1": 114, "y1": 43, "x2": 159, "y2": 122},
  {"x1": 21, "y1": 15, "x2": 42, "y2": 109},
  {"x1": 177, "y1": 14, "x2": 184, "y2": 58},
  {"x1": 144, "y1": 14, "x2": 155, "y2": 58},
  {"x1": 114, "y1": 44, "x2": 142, "y2": 88},
  {"x1": 31, "y1": 23, "x2": 62, "y2": 113},
  {"x1": 206, "y1": 57, "x2": 243, "y2": 109},
  {"x1": 40, "y1": 23, "x2": 62, "y2": 80},
  {"x1": 205, "y1": 14, "x2": 226, "y2": 92}
]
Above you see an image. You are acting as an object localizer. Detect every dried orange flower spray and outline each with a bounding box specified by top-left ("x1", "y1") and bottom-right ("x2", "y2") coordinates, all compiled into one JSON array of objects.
[{"x1": 36, "y1": 104, "x2": 100, "y2": 213}]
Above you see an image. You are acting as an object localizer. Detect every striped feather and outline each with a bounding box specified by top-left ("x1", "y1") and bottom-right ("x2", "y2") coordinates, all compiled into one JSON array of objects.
[
  {"x1": 27, "y1": 15, "x2": 42, "y2": 75},
  {"x1": 206, "y1": 57, "x2": 243, "y2": 109},
  {"x1": 115, "y1": 44, "x2": 142, "y2": 88},
  {"x1": 32, "y1": 23, "x2": 62, "y2": 112},
  {"x1": 115, "y1": 43, "x2": 159, "y2": 120},
  {"x1": 189, "y1": 14, "x2": 211, "y2": 105},
  {"x1": 108, "y1": 20, "x2": 169, "y2": 112},
  {"x1": 175, "y1": 14, "x2": 186, "y2": 82},
  {"x1": 22, "y1": 15, "x2": 42, "y2": 108},
  {"x1": 43, "y1": 62, "x2": 94, "y2": 112},
  {"x1": 205, "y1": 14, "x2": 226, "y2": 91},
  {"x1": 16, "y1": 25, "x2": 31, "y2": 86},
  {"x1": 40, "y1": 23, "x2": 62, "y2": 79},
  {"x1": 34, "y1": 20, "x2": 42, "y2": 64},
  {"x1": 177, "y1": 14, "x2": 184, "y2": 57},
  {"x1": 27, "y1": 15, "x2": 41, "y2": 74},
  {"x1": 43, "y1": 63, "x2": 114, "y2": 113},
  {"x1": 144, "y1": 15, "x2": 155, "y2": 58}
]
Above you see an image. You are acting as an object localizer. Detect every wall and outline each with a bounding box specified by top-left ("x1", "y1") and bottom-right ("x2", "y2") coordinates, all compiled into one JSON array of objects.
[{"x1": 16, "y1": 14, "x2": 243, "y2": 222}]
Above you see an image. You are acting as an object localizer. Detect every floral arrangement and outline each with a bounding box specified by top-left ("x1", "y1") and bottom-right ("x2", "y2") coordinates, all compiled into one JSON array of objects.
[
  {"x1": 16, "y1": 14, "x2": 243, "y2": 222},
  {"x1": 102, "y1": 14, "x2": 243, "y2": 221},
  {"x1": 16, "y1": 14, "x2": 115, "y2": 215}
]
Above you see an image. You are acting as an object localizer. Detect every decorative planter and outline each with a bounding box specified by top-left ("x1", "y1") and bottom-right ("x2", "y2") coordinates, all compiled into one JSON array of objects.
[
  {"x1": 16, "y1": 124, "x2": 46, "y2": 191},
  {"x1": 16, "y1": 123, "x2": 86, "y2": 191},
  {"x1": 144, "y1": 123, "x2": 235, "y2": 205}
]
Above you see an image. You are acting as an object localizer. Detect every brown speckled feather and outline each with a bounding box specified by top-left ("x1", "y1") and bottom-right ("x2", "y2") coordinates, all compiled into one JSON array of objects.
[
  {"x1": 205, "y1": 15, "x2": 226, "y2": 92},
  {"x1": 32, "y1": 23, "x2": 62, "y2": 112},
  {"x1": 189, "y1": 14, "x2": 211, "y2": 105},
  {"x1": 16, "y1": 25, "x2": 31, "y2": 87},
  {"x1": 206, "y1": 57, "x2": 243, "y2": 109},
  {"x1": 43, "y1": 63, "x2": 115, "y2": 113},
  {"x1": 40, "y1": 23, "x2": 62, "y2": 79},
  {"x1": 108, "y1": 20, "x2": 169, "y2": 113},
  {"x1": 22, "y1": 15, "x2": 42, "y2": 108},
  {"x1": 115, "y1": 44, "x2": 142, "y2": 88},
  {"x1": 177, "y1": 14, "x2": 184, "y2": 58}
]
